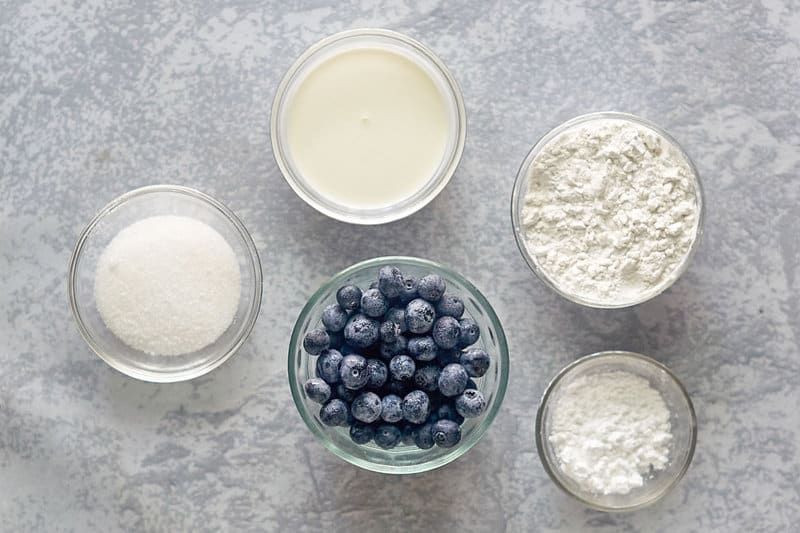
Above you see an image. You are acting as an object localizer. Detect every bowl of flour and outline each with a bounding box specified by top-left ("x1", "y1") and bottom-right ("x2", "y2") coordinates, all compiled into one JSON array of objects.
[
  {"x1": 69, "y1": 185, "x2": 263, "y2": 382},
  {"x1": 535, "y1": 351, "x2": 697, "y2": 512},
  {"x1": 511, "y1": 112, "x2": 703, "y2": 308}
]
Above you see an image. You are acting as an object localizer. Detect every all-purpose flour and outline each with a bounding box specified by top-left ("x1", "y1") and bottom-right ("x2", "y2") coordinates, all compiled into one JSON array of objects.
[
  {"x1": 94, "y1": 215, "x2": 241, "y2": 356},
  {"x1": 548, "y1": 371, "x2": 673, "y2": 495},
  {"x1": 521, "y1": 118, "x2": 699, "y2": 304}
]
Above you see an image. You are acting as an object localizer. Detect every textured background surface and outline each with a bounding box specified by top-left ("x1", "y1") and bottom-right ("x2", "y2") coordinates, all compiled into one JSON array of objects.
[{"x1": 2, "y1": 1, "x2": 799, "y2": 531}]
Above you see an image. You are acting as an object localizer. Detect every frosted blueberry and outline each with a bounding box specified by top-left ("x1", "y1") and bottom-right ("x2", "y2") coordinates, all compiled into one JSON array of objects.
[
  {"x1": 344, "y1": 314, "x2": 380, "y2": 348},
  {"x1": 339, "y1": 354, "x2": 369, "y2": 390},
  {"x1": 405, "y1": 298, "x2": 435, "y2": 334},
  {"x1": 458, "y1": 317, "x2": 480, "y2": 348},
  {"x1": 432, "y1": 316, "x2": 461, "y2": 349},
  {"x1": 460, "y1": 348, "x2": 490, "y2": 378},
  {"x1": 319, "y1": 399, "x2": 349, "y2": 427},
  {"x1": 374, "y1": 424, "x2": 402, "y2": 449},
  {"x1": 380, "y1": 394, "x2": 403, "y2": 423},
  {"x1": 303, "y1": 328, "x2": 330, "y2": 355},
  {"x1": 455, "y1": 389, "x2": 487, "y2": 418},
  {"x1": 435, "y1": 294, "x2": 464, "y2": 319},
  {"x1": 361, "y1": 288, "x2": 388, "y2": 318},
  {"x1": 304, "y1": 378, "x2": 331, "y2": 404},
  {"x1": 336, "y1": 284, "x2": 362, "y2": 313},
  {"x1": 377, "y1": 266, "x2": 405, "y2": 299},
  {"x1": 408, "y1": 336, "x2": 438, "y2": 361},
  {"x1": 402, "y1": 390, "x2": 431, "y2": 424},
  {"x1": 321, "y1": 303, "x2": 348, "y2": 333},
  {"x1": 438, "y1": 363, "x2": 469, "y2": 397},
  {"x1": 432, "y1": 419, "x2": 461, "y2": 448},
  {"x1": 351, "y1": 392, "x2": 383, "y2": 423},
  {"x1": 389, "y1": 355, "x2": 416, "y2": 382},
  {"x1": 417, "y1": 274, "x2": 446, "y2": 302},
  {"x1": 315, "y1": 349, "x2": 343, "y2": 384}
]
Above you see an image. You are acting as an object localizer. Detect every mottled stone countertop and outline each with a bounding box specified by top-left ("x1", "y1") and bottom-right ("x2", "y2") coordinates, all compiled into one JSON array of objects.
[{"x1": 2, "y1": 1, "x2": 799, "y2": 531}]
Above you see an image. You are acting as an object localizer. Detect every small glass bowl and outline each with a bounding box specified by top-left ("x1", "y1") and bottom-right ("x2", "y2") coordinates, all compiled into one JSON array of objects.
[
  {"x1": 288, "y1": 256, "x2": 509, "y2": 474},
  {"x1": 271, "y1": 28, "x2": 467, "y2": 225},
  {"x1": 535, "y1": 351, "x2": 697, "y2": 512},
  {"x1": 510, "y1": 111, "x2": 705, "y2": 308},
  {"x1": 68, "y1": 185, "x2": 263, "y2": 383}
]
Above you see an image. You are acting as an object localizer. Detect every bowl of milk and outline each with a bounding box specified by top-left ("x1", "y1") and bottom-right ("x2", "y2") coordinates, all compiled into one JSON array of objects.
[{"x1": 271, "y1": 29, "x2": 466, "y2": 225}]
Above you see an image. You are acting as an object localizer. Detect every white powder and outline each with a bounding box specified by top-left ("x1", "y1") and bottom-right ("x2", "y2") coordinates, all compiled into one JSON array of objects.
[
  {"x1": 548, "y1": 371, "x2": 673, "y2": 495},
  {"x1": 94, "y1": 215, "x2": 241, "y2": 356},
  {"x1": 521, "y1": 118, "x2": 699, "y2": 304}
]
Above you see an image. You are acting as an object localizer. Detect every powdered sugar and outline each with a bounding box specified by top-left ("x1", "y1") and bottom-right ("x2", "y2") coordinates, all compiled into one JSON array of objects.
[
  {"x1": 94, "y1": 215, "x2": 241, "y2": 356},
  {"x1": 548, "y1": 370, "x2": 673, "y2": 495},
  {"x1": 521, "y1": 118, "x2": 699, "y2": 305}
]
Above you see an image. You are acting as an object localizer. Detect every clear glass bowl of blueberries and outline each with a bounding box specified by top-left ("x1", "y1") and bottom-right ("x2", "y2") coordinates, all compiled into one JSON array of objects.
[{"x1": 288, "y1": 256, "x2": 509, "y2": 474}]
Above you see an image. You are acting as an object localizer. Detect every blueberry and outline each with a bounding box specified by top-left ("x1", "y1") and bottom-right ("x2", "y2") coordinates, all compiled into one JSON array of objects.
[
  {"x1": 349, "y1": 422, "x2": 374, "y2": 445},
  {"x1": 384, "y1": 307, "x2": 408, "y2": 333},
  {"x1": 412, "y1": 423, "x2": 435, "y2": 449},
  {"x1": 435, "y1": 294, "x2": 464, "y2": 319},
  {"x1": 460, "y1": 348, "x2": 490, "y2": 378},
  {"x1": 351, "y1": 392, "x2": 382, "y2": 423},
  {"x1": 366, "y1": 359, "x2": 388, "y2": 389},
  {"x1": 304, "y1": 378, "x2": 331, "y2": 404},
  {"x1": 432, "y1": 316, "x2": 461, "y2": 349},
  {"x1": 380, "y1": 335, "x2": 407, "y2": 359},
  {"x1": 336, "y1": 285, "x2": 362, "y2": 313},
  {"x1": 303, "y1": 328, "x2": 330, "y2": 355},
  {"x1": 436, "y1": 402, "x2": 465, "y2": 424},
  {"x1": 378, "y1": 266, "x2": 404, "y2": 299},
  {"x1": 389, "y1": 355, "x2": 415, "y2": 382},
  {"x1": 334, "y1": 382, "x2": 358, "y2": 403},
  {"x1": 319, "y1": 399, "x2": 349, "y2": 427},
  {"x1": 456, "y1": 389, "x2": 487, "y2": 418},
  {"x1": 402, "y1": 390, "x2": 431, "y2": 424},
  {"x1": 431, "y1": 419, "x2": 461, "y2": 448},
  {"x1": 380, "y1": 321, "x2": 401, "y2": 344},
  {"x1": 437, "y1": 349, "x2": 462, "y2": 367},
  {"x1": 339, "y1": 354, "x2": 369, "y2": 390},
  {"x1": 458, "y1": 317, "x2": 480, "y2": 348},
  {"x1": 438, "y1": 363, "x2": 469, "y2": 397},
  {"x1": 361, "y1": 288, "x2": 388, "y2": 318},
  {"x1": 398, "y1": 277, "x2": 419, "y2": 303},
  {"x1": 408, "y1": 336, "x2": 438, "y2": 362},
  {"x1": 381, "y1": 394, "x2": 403, "y2": 423},
  {"x1": 417, "y1": 274, "x2": 446, "y2": 302},
  {"x1": 321, "y1": 304, "x2": 348, "y2": 332},
  {"x1": 315, "y1": 349, "x2": 343, "y2": 384},
  {"x1": 405, "y1": 298, "x2": 435, "y2": 334},
  {"x1": 413, "y1": 364, "x2": 441, "y2": 393},
  {"x1": 344, "y1": 314, "x2": 380, "y2": 348},
  {"x1": 374, "y1": 424, "x2": 402, "y2": 449},
  {"x1": 384, "y1": 379, "x2": 410, "y2": 397}
]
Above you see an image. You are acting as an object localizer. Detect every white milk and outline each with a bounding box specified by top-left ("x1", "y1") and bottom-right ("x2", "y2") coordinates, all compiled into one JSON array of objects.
[{"x1": 285, "y1": 48, "x2": 450, "y2": 209}]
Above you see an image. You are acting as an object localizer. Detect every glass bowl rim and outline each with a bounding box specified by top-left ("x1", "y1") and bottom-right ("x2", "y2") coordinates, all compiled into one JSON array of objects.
[
  {"x1": 288, "y1": 255, "x2": 510, "y2": 474},
  {"x1": 270, "y1": 28, "x2": 467, "y2": 225},
  {"x1": 510, "y1": 111, "x2": 706, "y2": 309},
  {"x1": 534, "y1": 350, "x2": 698, "y2": 512},
  {"x1": 67, "y1": 184, "x2": 264, "y2": 383}
]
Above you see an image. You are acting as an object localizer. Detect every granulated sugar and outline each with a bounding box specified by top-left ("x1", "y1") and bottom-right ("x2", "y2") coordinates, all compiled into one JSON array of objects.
[
  {"x1": 548, "y1": 371, "x2": 673, "y2": 495},
  {"x1": 94, "y1": 215, "x2": 241, "y2": 356},
  {"x1": 521, "y1": 118, "x2": 699, "y2": 305}
]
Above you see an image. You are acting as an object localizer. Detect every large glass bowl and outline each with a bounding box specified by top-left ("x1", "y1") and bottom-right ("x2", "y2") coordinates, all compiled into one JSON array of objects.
[
  {"x1": 510, "y1": 111, "x2": 705, "y2": 308},
  {"x1": 288, "y1": 256, "x2": 509, "y2": 474},
  {"x1": 535, "y1": 351, "x2": 697, "y2": 511},
  {"x1": 68, "y1": 185, "x2": 263, "y2": 383},
  {"x1": 271, "y1": 29, "x2": 467, "y2": 225}
]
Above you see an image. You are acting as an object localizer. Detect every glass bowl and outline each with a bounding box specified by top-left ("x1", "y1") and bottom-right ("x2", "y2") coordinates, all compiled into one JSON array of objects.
[
  {"x1": 271, "y1": 28, "x2": 467, "y2": 225},
  {"x1": 288, "y1": 256, "x2": 509, "y2": 474},
  {"x1": 510, "y1": 111, "x2": 705, "y2": 308},
  {"x1": 68, "y1": 185, "x2": 263, "y2": 383},
  {"x1": 535, "y1": 351, "x2": 697, "y2": 512}
]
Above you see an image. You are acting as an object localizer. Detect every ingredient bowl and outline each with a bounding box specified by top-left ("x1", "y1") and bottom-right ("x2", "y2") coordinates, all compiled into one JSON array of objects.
[
  {"x1": 510, "y1": 111, "x2": 705, "y2": 308},
  {"x1": 271, "y1": 29, "x2": 466, "y2": 225},
  {"x1": 288, "y1": 256, "x2": 509, "y2": 474},
  {"x1": 68, "y1": 185, "x2": 263, "y2": 383},
  {"x1": 535, "y1": 351, "x2": 697, "y2": 511}
]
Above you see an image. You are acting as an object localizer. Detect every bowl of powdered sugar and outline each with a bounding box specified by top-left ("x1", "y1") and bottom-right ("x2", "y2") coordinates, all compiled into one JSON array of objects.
[
  {"x1": 69, "y1": 185, "x2": 262, "y2": 382},
  {"x1": 535, "y1": 351, "x2": 697, "y2": 511},
  {"x1": 511, "y1": 112, "x2": 703, "y2": 308}
]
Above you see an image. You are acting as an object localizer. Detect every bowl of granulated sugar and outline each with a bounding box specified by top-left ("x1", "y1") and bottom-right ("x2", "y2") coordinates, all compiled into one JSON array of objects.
[
  {"x1": 511, "y1": 112, "x2": 704, "y2": 308},
  {"x1": 69, "y1": 185, "x2": 262, "y2": 382}
]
